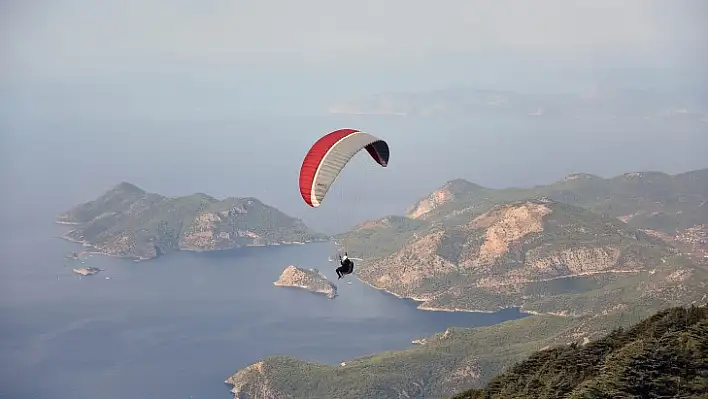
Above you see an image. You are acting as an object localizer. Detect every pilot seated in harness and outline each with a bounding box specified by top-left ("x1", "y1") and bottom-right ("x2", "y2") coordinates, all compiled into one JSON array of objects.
[{"x1": 336, "y1": 252, "x2": 354, "y2": 279}]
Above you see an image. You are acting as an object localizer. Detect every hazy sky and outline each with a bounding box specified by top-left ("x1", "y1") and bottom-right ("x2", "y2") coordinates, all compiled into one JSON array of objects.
[{"x1": 2, "y1": 1, "x2": 706, "y2": 91}]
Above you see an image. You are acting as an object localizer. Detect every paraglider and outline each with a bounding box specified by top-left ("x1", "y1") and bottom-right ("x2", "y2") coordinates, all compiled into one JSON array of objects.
[
  {"x1": 336, "y1": 252, "x2": 354, "y2": 279},
  {"x1": 299, "y1": 128, "x2": 389, "y2": 281},
  {"x1": 298, "y1": 129, "x2": 390, "y2": 208}
]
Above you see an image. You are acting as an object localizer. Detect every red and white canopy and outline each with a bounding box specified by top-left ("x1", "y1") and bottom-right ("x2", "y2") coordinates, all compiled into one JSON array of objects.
[{"x1": 299, "y1": 129, "x2": 390, "y2": 208}]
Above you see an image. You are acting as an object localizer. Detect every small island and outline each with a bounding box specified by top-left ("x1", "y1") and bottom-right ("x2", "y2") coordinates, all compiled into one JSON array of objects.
[
  {"x1": 56, "y1": 182, "x2": 329, "y2": 260},
  {"x1": 274, "y1": 266, "x2": 338, "y2": 299},
  {"x1": 73, "y1": 267, "x2": 100, "y2": 276}
]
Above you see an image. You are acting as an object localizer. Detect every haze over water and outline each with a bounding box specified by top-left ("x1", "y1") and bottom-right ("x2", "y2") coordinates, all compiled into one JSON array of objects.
[{"x1": 3, "y1": 113, "x2": 705, "y2": 234}]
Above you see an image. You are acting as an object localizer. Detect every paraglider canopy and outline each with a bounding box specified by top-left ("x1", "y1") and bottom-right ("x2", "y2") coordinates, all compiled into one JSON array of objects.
[{"x1": 299, "y1": 129, "x2": 389, "y2": 208}]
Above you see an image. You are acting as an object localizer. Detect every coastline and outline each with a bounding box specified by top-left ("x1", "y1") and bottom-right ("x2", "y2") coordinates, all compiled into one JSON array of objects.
[
  {"x1": 57, "y1": 219, "x2": 571, "y2": 317},
  {"x1": 354, "y1": 272, "x2": 573, "y2": 318},
  {"x1": 180, "y1": 239, "x2": 323, "y2": 253},
  {"x1": 58, "y1": 234, "x2": 153, "y2": 261},
  {"x1": 273, "y1": 282, "x2": 338, "y2": 298},
  {"x1": 55, "y1": 221, "x2": 81, "y2": 225},
  {"x1": 57, "y1": 225, "x2": 330, "y2": 262},
  {"x1": 354, "y1": 273, "x2": 519, "y2": 314}
]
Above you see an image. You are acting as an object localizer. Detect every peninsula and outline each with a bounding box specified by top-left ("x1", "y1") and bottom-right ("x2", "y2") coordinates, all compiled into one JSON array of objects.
[{"x1": 57, "y1": 182, "x2": 328, "y2": 260}]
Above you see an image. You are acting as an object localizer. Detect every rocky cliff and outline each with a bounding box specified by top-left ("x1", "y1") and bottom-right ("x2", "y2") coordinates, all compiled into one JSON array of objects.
[
  {"x1": 274, "y1": 266, "x2": 337, "y2": 299},
  {"x1": 358, "y1": 199, "x2": 702, "y2": 316},
  {"x1": 57, "y1": 182, "x2": 328, "y2": 259},
  {"x1": 225, "y1": 361, "x2": 287, "y2": 399},
  {"x1": 405, "y1": 179, "x2": 489, "y2": 220}
]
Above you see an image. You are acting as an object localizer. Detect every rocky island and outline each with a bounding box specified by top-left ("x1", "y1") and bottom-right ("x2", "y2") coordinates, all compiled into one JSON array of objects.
[
  {"x1": 226, "y1": 167, "x2": 708, "y2": 399},
  {"x1": 274, "y1": 266, "x2": 337, "y2": 299},
  {"x1": 57, "y1": 182, "x2": 329, "y2": 260}
]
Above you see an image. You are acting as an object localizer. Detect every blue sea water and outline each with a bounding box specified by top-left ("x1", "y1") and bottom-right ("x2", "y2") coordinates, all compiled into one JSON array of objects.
[{"x1": 0, "y1": 220, "x2": 526, "y2": 399}]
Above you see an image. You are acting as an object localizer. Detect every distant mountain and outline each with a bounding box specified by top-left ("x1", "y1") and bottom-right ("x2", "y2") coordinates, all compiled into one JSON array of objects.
[
  {"x1": 407, "y1": 168, "x2": 708, "y2": 229},
  {"x1": 57, "y1": 182, "x2": 328, "y2": 259},
  {"x1": 327, "y1": 87, "x2": 708, "y2": 121},
  {"x1": 454, "y1": 305, "x2": 708, "y2": 399}
]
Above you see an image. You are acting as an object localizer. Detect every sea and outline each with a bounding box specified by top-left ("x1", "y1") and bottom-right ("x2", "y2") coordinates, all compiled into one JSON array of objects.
[
  {"x1": 0, "y1": 222, "x2": 525, "y2": 399},
  {"x1": 1, "y1": 113, "x2": 705, "y2": 399}
]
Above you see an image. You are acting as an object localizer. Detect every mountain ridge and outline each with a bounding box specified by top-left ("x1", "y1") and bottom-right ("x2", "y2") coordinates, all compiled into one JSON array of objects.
[
  {"x1": 342, "y1": 168, "x2": 708, "y2": 264},
  {"x1": 406, "y1": 168, "x2": 708, "y2": 228}
]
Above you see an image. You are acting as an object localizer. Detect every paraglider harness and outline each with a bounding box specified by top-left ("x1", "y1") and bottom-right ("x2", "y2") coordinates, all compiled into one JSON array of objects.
[{"x1": 336, "y1": 253, "x2": 354, "y2": 279}]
